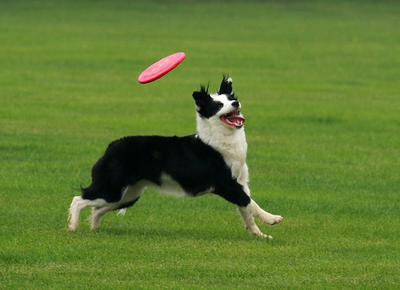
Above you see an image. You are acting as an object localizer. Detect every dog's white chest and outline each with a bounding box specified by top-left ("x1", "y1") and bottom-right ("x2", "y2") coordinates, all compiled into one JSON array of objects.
[{"x1": 200, "y1": 128, "x2": 248, "y2": 183}]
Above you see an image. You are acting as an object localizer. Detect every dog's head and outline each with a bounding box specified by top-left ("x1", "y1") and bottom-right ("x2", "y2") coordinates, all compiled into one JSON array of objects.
[{"x1": 192, "y1": 76, "x2": 245, "y2": 129}]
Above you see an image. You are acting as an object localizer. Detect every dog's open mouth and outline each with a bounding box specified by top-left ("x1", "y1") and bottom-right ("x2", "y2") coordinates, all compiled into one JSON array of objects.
[{"x1": 220, "y1": 110, "x2": 246, "y2": 128}]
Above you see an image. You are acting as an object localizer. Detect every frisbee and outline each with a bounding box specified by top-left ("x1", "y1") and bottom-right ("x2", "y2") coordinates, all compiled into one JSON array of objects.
[{"x1": 138, "y1": 52, "x2": 186, "y2": 84}]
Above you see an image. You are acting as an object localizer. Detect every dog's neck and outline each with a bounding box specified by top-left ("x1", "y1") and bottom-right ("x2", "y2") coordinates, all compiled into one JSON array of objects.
[{"x1": 196, "y1": 114, "x2": 248, "y2": 180}]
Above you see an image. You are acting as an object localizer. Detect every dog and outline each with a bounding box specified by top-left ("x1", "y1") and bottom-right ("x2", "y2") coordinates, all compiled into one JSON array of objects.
[{"x1": 68, "y1": 76, "x2": 282, "y2": 238}]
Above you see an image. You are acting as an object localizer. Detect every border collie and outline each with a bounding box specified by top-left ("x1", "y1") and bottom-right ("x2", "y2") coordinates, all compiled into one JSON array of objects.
[{"x1": 68, "y1": 76, "x2": 283, "y2": 238}]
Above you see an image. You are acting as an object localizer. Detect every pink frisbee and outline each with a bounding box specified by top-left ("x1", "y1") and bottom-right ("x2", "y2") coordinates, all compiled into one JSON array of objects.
[{"x1": 138, "y1": 52, "x2": 186, "y2": 84}]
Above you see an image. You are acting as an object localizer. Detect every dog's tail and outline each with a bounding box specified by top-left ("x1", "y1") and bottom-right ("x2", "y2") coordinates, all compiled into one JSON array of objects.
[
  {"x1": 80, "y1": 155, "x2": 119, "y2": 202},
  {"x1": 80, "y1": 183, "x2": 101, "y2": 199}
]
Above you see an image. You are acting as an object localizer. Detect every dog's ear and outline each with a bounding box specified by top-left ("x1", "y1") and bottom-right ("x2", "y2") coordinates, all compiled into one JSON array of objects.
[
  {"x1": 192, "y1": 84, "x2": 211, "y2": 108},
  {"x1": 218, "y1": 75, "x2": 233, "y2": 95},
  {"x1": 193, "y1": 84, "x2": 223, "y2": 118}
]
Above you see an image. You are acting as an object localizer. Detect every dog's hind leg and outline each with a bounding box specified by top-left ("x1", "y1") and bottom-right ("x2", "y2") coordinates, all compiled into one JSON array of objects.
[
  {"x1": 68, "y1": 196, "x2": 108, "y2": 231},
  {"x1": 90, "y1": 204, "x2": 120, "y2": 230},
  {"x1": 89, "y1": 183, "x2": 145, "y2": 230}
]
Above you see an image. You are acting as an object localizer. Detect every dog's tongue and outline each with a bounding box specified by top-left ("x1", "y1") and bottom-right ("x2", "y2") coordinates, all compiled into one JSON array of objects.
[{"x1": 226, "y1": 114, "x2": 246, "y2": 126}]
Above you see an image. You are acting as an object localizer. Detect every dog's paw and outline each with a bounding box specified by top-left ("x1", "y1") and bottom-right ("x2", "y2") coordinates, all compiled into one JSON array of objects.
[
  {"x1": 247, "y1": 225, "x2": 273, "y2": 239},
  {"x1": 67, "y1": 214, "x2": 77, "y2": 231},
  {"x1": 117, "y1": 208, "x2": 127, "y2": 216},
  {"x1": 67, "y1": 222, "x2": 78, "y2": 232},
  {"x1": 269, "y1": 215, "x2": 283, "y2": 225},
  {"x1": 252, "y1": 230, "x2": 273, "y2": 239},
  {"x1": 259, "y1": 233, "x2": 273, "y2": 239},
  {"x1": 258, "y1": 212, "x2": 283, "y2": 225}
]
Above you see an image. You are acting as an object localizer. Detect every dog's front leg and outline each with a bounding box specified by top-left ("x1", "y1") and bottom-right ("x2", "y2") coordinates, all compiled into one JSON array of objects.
[
  {"x1": 251, "y1": 199, "x2": 283, "y2": 224},
  {"x1": 214, "y1": 181, "x2": 282, "y2": 238},
  {"x1": 238, "y1": 198, "x2": 283, "y2": 238},
  {"x1": 237, "y1": 184, "x2": 271, "y2": 237},
  {"x1": 238, "y1": 206, "x2": 272, "y2": 238}
]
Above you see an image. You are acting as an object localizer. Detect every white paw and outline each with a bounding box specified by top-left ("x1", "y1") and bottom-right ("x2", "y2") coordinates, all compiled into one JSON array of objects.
[
  {"x1": 269, "y1": 215, "x2": 283, "y2": 225},
  {"x1": 67, "y1": 214, "x2": 77, "y2": 231},
  {"x1": 117, "y1": 208, "x2": 127, "y2": 216},
  {"x1": 251, "y1": 230, "x2": 273, "y2": 239},
  {"x1": 260, "y1": 213, "x2": 283, "y2": 225},
  {"x1": 247, "y1": 225, "x2": 273, "y2": 239},
  {"x1": 68, "y1": 222, "x2": 78, "y2": 232},
  {"x1": 259, "y1": 233, "x2": 273, "y2": 239}
]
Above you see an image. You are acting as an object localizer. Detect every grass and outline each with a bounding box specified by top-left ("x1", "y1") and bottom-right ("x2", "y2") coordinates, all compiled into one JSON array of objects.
[{"x1": 1, "y1": 0, "x2": 399, "y2": 289}]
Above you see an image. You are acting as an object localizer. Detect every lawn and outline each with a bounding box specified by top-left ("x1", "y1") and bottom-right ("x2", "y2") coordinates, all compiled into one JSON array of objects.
[{"x1": 0, "y1": 0, "x2": 399, "y2": 289}]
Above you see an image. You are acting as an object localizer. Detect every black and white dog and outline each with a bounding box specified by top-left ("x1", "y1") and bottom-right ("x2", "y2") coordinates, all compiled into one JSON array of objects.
[{"x1": 68, "y1": 77, "x2": 282, "y2": 238}]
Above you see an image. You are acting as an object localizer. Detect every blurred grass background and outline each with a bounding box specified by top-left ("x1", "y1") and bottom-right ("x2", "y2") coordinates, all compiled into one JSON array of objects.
[{"x1": 0, "y1": 0, "x2": 399, "y2": 289}]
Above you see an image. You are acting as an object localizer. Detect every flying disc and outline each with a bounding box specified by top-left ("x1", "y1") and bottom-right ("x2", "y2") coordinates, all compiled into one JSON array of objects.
[{"x1": 138, "y1": 52, "x2": 186, "y2": 84}]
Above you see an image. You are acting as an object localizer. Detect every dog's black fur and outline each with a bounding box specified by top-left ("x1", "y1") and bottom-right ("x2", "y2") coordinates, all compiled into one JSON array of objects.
[{"x1": 82, "y1": 135, "x2": 250, "y2": 208}]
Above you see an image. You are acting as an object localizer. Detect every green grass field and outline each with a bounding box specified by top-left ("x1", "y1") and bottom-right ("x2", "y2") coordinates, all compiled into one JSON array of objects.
[{"x1": 1, "y1": 0, "x2": 399, "y2": 289}]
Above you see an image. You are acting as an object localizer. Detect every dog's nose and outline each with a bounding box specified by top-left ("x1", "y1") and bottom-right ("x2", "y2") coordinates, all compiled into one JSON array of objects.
[{"x1": 232, "y1": 101, "x2": 240, "y2": 108}]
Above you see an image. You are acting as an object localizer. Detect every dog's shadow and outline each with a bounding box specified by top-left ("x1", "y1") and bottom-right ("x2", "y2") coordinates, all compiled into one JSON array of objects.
[{"x1": 93, "y1": 224, "x2": 278, "y2": 244}]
